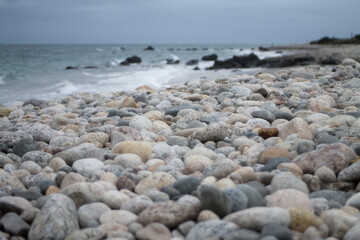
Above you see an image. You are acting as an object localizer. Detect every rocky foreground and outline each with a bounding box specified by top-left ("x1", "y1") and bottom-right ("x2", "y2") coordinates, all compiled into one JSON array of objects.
[{"x1": 1, "y1": 58, "x2": 360, "y2": 240}]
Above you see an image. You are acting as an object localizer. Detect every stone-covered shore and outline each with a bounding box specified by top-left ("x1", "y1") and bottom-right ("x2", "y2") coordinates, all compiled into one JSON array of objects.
[{"x1": 1, "y1": 58, "x2": 360, "y2": 240}]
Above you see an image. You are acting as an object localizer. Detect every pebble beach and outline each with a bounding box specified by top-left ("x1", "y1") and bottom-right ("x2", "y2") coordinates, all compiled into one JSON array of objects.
[{"x1": 1, "y1": 54, "x2": 360, "y2": 240}]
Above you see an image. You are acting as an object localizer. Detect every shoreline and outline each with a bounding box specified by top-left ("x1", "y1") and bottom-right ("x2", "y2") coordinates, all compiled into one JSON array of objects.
[{"x1": 0, "y1": 47, "x2": 360, "y2": 239}]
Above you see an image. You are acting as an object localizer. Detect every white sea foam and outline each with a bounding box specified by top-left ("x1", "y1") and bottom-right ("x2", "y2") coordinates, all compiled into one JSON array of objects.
[
  {"x1": 55, "y1": 80, "x2": 80, "y2": 95},
  {"x1": 232, "y1": 48, "x2": 283, "y2": 60},
  {"x1": 96, "y1": 48, "x2": 103, "y2": 52},
  {"x1": 0, "y1": 76, "x2": 5, "y2": 85}
]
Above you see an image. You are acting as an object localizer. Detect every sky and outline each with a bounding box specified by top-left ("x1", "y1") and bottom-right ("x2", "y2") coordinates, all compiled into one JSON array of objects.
[{"x1": 0, "y1": 0, "x2": 359, "y2": 44}]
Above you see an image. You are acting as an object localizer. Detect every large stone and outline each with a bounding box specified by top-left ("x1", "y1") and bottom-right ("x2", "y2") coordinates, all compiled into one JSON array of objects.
[
  {"x1": 114, "y1": 153, "x2": 143, "y2": 169},
  {"x1": 345, "y1": 192, "x2": 360, "y2": 209},
  {"x1": 72, "y1": 158, "x2": 104, "y2": 177},
  {"x1": 78, "y1": 202, "x2": 111, "y2": 228},
  {"x1": 64, "y1": 228, "x2": 105, "y2": 240},
  {"x1": 0, "y1": 196, "x2": 32, "y2": 214},
  {"x1": 13, "y1": 138, "x2": 41, "y2": 157},
  {"x1": 277, "y1": 117, "x2": 313, "y2": 140},
  {"x1": 344, "y1": 222, "x2": 360, "y2": 240},
  {"x1": 102, "y1": 190, "x2": 130, "y2": 209},
  {"x1": 338, "y1": 161, "x2": 360, "y2": 182},
  {"x1": 235, "y1": 184, "x2": 265, "y2": 208},
  {"x1": 288, "y1": 208, "x2": 322, "y2": 233},
  {"x1": 259, "y1": 147, "x2": 290, "y2": 164},
  {"x1": 321, "y1": 209, "x2": 358, "y2": 239},
  {"x1": 63, "y1": 143, "x2": 105, "y2": 162},
  {"x1": 129, "y1": 115, "x2": 152, "y2": 131},
  {"x1": 136, "y1": 223, "x2": 172, "y2": 240},
  {"x1": 223, "y1": 187, "x2": 248, "y2": 212},
  {"x1": 121, "y1": 195, "x2": 153, "y2": 214},
  {"x1": 22, "y1": 123, "x2": 59, "y2": 143},
  {"x1": 28, "y1": 194, "x2": 79, "y2": 240},
  {"x1": 137, "y1": 196, "x2": 201, "y2": 228},
  {"x1": 61, "y1": 181, "x2": 117, "y2": 207},
  {"x1": 198, "y1": 185, "x2": 233, "y2": 218},
  {"x1": 0, "y1": 212, "x2": 30, "y2": 237},
  {"x1": 224, "y1": 207, "x2": 291, "y2": 231},
  {"x1": 266, "y1": 189, "x2": 312, "y2": 211},
  {"x1": 76, "y1": 132, "x2": 109, "y2": 147},
  {"x1": 190, "y1": 123, "x2": 230, "y2": 142},
  {"x1": 22, "y1": 151, "x2": 53, "y2": 168},
  {"x1": 112, "y1": 141, "x2": 152, "y2": 162},
  {"x1": 121, "y1": 97, "x2": 138, "y2": 108},
  {"x1": 186, "y1": 220, "x2": 238, "y2": 240},
  {"x1": 0, "y1": 168, "x2": 26, "y2": 190},
  {"x1": 270, "y1": 172, "x2": 309, "y2": 194},
  {"x1": 173, "y1": 177, "x2": 201, "y2": 195},
  {"x1": 292, "y1": 143, "x2": 356, "y2": 174},
  {"x1": 99, "y1": 210, "x2": 137, "y2": 226},
  {"x1": 135, "y1": 172, "x2": 176, "y2": 194}
]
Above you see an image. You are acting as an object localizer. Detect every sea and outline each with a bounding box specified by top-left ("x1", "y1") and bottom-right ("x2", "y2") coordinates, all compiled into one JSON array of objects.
[{"x1": 0, "y1": 44, "x2": 285, "y2": 106}]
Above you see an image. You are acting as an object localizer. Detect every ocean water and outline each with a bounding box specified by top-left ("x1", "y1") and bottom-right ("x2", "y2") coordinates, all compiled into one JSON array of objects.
[{"x1": 0, "y1": 44, "x2": 284, "y2": 105}]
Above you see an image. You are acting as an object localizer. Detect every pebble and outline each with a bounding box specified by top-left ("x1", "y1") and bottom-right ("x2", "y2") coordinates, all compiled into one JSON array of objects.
[
  {"x1": 1, "y1": 60, "x2": 360, "y2": 239},
  {"x1": 28, "y1": 194, "x2": 79, "y2": 240},
  {"x1": 186, "y1": 220, "x2": 238, "y2": 240},
  {"x1": 136, "y1": 223, "x2": 171, "y2": 240},
  {"x1": 292, "y1": 143, "x2": 356, "y2": 174},
  {"x1": 224, "y1": 207, "x2": 291, "y2": 231}
]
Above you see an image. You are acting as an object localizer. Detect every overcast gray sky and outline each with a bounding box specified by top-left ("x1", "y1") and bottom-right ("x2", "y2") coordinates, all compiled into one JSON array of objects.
[{"x1": 0, "y1": 0, "x2": 359, "y2": 44}]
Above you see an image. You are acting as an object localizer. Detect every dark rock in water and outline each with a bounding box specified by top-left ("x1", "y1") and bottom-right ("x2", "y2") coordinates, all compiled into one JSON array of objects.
[
  {"x1": 144, "y1": 46, "x2": 154, "y2": 51},
  {"x1": 274, "y1": 111, "x2": 294, "y2": 121},
  {"x1": 202, "y1": 54, "x2": 218, "y2": 61},
  {"x1": 210, "y1": 53, "x2": 260, "y2": 69},
  {"x1": 259, "y1": 46, "x2": 269, "y2": 51},
  {"x1": 120, "y1": 56, "x2": 142, "y2": 65},
  {"x1": 198, "y1": 185, "x2": 233, "y2": 218},
  {"x1": 264, "y1": 157, "x2": 291, "y2": 172},
  {"x1": 173, "y1": 177, "x2": 201, "y2": 195},
  {"x1": 223, "y1": 229, "x2": 261, "y2": 240},
  {"x1": 65, "y1": 66, "x2": 79, "y2": 70},
  {"x1": 320, "y1": 57, "x2": 341, "y2": 65},
  {"x1": 261, "y1": 55, "x2": 316, "y2": 68},
  {"x1": 165, "y1": 104, "x2": 199, "y2": 117},
  {"x1": 186, "y1": 59, "x2": 199, "y2": 65},
  {"x1": 260, "y1": 223, "x2": 294, "y2": 240},
  {"x1": 193, "y1": 66, "x2": 200, "y2": 71},
  {"x1": 83, "y1": 66, "x2": 98, "y2": 69},
  {"x1": 235, "y1": 184, "x2": 265, "y2": 208},
  {"x1": 0, "y1": 142, "x2": 8, "y2": 153},
  {"x1": 160, "y1": 186, "x2": 181, "y2": 199},
  {"x1": 186, "y1": 220, "x2": 238, "y2": 240},
  {"x1": 23, "y1": 99, "x2": 44, "y2": 107},
  {"x1": 1, "y1": 212, "x2": 30, "y2": 237},
  {"x1": 223, "y1": 187, "x2": 248, "y2": 212},
  {"x1": 13, "y1": 138, "x2": 41, "y2": 157},
  {"x1": 166, "y1": 59, "x2": 180, "y2": 64}
]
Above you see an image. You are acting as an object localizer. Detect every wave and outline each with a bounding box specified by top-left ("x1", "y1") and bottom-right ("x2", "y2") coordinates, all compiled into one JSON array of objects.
[
  {"x1": 54, "y1": 80, "x2": 80, "y2": 95},
  {"x1": 232, "y1": 48, "x2": 283, "y2": 60}
]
